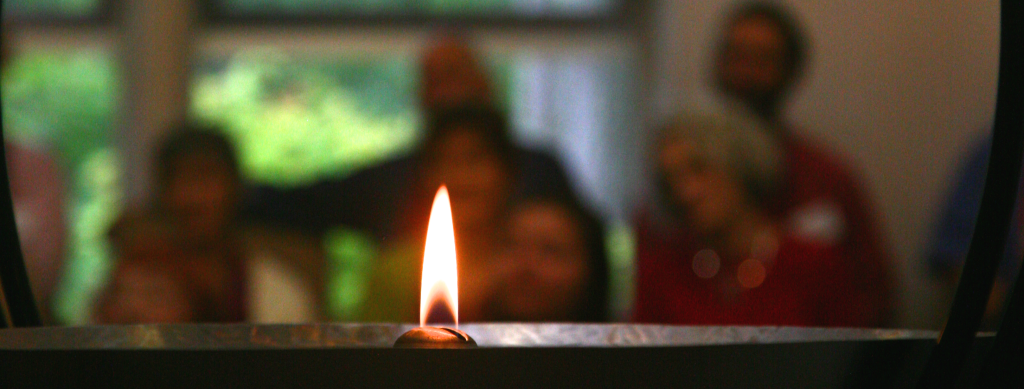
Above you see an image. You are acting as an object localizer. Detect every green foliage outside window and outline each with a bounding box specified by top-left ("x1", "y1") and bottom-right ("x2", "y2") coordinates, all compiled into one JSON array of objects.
[
  {"x1": 191, "y1": 50, "x2": 422, "y2": 320},
  {"x1": 189, "y1": 50, "x2": 517, "y2": 321},
  {"x1": 0, "y1": 46, "x2": 634, "y2": 324},
  {"x1": 191, "y1": 50, "x2": 420, "y2": 186}
]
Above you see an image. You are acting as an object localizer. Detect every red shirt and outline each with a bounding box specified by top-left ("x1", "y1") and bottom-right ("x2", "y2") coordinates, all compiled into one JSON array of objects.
[
  {"x1": 633, "y1": 223, "x2": 859, "y2": 326},
  {"x1": 775, "y1": 131, "x2": 895, "y2": 326},
  {"x1": 634, "y1": 131, "x2": 895, "y2": 327}
]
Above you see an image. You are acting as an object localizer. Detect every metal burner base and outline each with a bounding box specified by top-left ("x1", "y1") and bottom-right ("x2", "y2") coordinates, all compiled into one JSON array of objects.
[{"x1": 0, "y1": 323, "x2": 970, "y2": 388}]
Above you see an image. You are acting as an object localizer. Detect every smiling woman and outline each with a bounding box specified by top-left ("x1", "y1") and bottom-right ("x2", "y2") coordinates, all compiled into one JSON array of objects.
[{"x1": 635, "y1": 106, "x2": 872, "y2": 327}]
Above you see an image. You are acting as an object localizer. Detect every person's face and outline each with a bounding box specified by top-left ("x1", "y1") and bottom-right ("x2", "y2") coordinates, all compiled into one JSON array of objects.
[
  {"x1": 659, "y1": 135, "x2": 747, "y2": 236},
  {"x1": 496, "y1": 202, "x2": 590, "y2": 321},
  {"x1": 99, "y1": 262, "x2": 193, "y2": 324},
  {"x1": 161, "y1": 153, "x2": 238, "y2": 244},
  {"x1": 420, "y1": 40, "x2": 491, "y2": 109},
  {"x1": 426, "y1": 126, "x2": 511, "y2": 231},
  {"x1": 715, "y1": 16, "x2": 789, "y2": 104}
]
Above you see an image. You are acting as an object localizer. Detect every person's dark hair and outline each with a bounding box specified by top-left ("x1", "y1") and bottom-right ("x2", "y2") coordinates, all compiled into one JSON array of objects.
[
  {"x1": 419, "y1": 104, "x2": 516, "y2": 175},
  {"x1": 719, "y1": 1, "x2": 808, "y2": 91},
  {"x1": 513, "y1": 192, "x2": 610, "y2": 322},
  {"x1": 155, "y1": 123, "x2": 241, "y2": 192}
]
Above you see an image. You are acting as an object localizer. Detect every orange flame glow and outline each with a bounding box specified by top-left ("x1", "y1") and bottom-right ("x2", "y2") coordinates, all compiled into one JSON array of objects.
[{"x1": 419, "y1": 186, "x2": 459, "y2": 328}]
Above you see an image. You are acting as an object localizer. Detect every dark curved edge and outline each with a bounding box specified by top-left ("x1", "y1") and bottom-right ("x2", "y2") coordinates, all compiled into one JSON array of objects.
[
  {"x1": 975, "y1": 273, "x2": 1024, "y2": 388},
  {"x1": 0, "y1": 135, "x2": 42, "y2": 328},
  {"x1": 915, "y1": 1, "x2": 1024, "y2": 388},
  {"x1": 974, "y1": 5, "x2": 1024, "y2": 385}
]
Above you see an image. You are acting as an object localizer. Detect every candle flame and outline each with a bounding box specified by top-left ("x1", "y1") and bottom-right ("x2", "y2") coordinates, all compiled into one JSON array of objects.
[{"x1": 420, "y1": 186, "x2": 459, "y2": 328}]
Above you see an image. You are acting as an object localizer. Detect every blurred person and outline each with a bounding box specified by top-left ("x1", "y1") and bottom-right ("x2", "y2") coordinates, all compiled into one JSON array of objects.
[
  {"x1": 5, "y1": 142, "x2": 67, "y2": 323},
  {"x1": 713, "y1": 2, "x2": 805, "y2": 122},
  {"x1": 487, "y1": 194, "x2": 609, "y2": 322},
  {"x1": 360, "y1": 105, "x2": 518, "y2": 323},
  {"x1": 2, "y1": 22, "x2": 68, "y2": 324},
  {"x1": 634, "y1": 108, "x2": 865, "y2": 326},
  {"x1": 418, "y1": 33, "x2": 493, "y2": 111},
  {"x1": 155, "y1": 125, "x2": 322, "y2": 323},
  {"x1": 95, "y1": 260, "x2": 197, "y2": 324},
  {"x1": 93, "y1": 210, "x2": 205, "y2": 324},
  {"x1": 926, "y1": 134, "x2": 1024, "y2": 330},
  {"x1": 708, "y1": 1, "x2": 895, "y2": 325},
  {"x1": 245, "y1": 32, "x2": 574, "y2": 245}
]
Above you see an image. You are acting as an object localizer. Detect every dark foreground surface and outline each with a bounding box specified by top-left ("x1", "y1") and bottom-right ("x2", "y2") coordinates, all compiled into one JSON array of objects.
[{"x1": 0, "y1": 323, "x2": 985, "y2": 388}]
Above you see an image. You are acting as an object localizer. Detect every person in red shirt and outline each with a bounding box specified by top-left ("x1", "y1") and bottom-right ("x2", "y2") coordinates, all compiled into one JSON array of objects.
[
  {"x1": 707, "y1": 1, "x2": 895, "y2": 325},
  {"x1": 634, "y1": 107, "x2": 863, "y2": 326},
  {"x1": 93, "y1": 210, "x2": 207, "y2": 324}
]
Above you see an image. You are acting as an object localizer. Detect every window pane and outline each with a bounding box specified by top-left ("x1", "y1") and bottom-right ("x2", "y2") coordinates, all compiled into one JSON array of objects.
[
  {"x1": 425, "y1": 0, "x2": 615, "y2": 16},
  {"x1": 213, "y1": 0, "x2": 616, "y2": 17},
  {"x1": 192, "y1": 52, "x2": 420, "y2": 320},
  {"x1": 217, "y1": 0, "x2": 409, "y2": 17},
  {"x1": 2, "y1": 0, "x2": 102, "y2": 18},
  {"x1": 190, "y1": 45, "x2": 639, "y2": 320},
  {"x1": 504, "y1": 51, "x2": 640, "y2": 318},
  {"x1": 191, "y1": 51, "x2": 420, "y2": 186},
  {"x1": 2, "y1": 50, "x2": 121, "y2": 325}
]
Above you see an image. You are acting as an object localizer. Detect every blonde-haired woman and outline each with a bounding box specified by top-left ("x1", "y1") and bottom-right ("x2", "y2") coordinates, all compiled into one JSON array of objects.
[{"x1": 633, "y1": 105, "x2": 865, "y2": 326}]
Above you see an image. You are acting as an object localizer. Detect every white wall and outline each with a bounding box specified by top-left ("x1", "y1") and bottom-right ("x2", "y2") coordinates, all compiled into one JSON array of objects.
[{"x1": 652, "y1": 0, "x2": 1001, "y2": 328}]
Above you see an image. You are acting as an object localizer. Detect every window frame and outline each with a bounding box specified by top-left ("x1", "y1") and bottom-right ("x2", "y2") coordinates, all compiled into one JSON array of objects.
[
  {"x1": 2, "y1": 0, "x2": 119, "y2": 27},
  {"x1": 198, "y1": 0, "x2": 637, "y2": 30}
]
